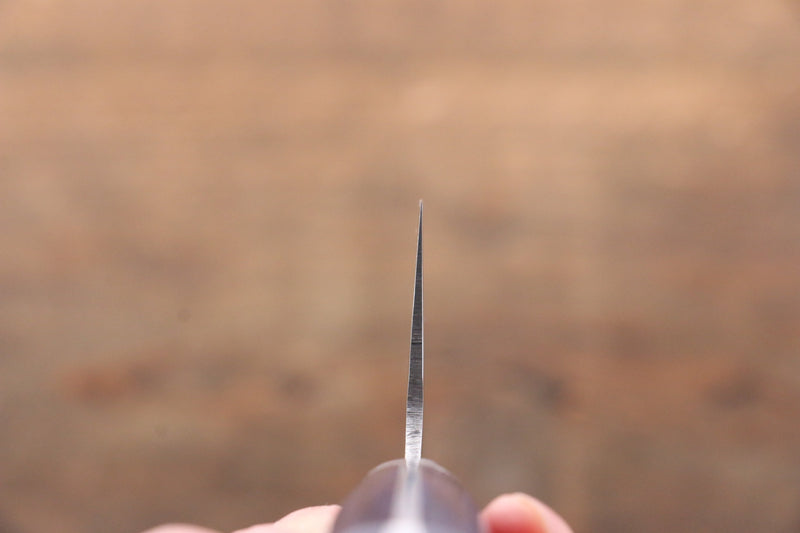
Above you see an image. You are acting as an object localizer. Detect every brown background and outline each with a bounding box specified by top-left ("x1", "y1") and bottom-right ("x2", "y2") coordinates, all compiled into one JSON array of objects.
[{"x1": 1, "y1": 1, "x2": 800, "y2": 532}]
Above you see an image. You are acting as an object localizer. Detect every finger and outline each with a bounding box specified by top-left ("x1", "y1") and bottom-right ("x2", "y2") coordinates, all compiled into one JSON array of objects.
[
  {"x1": 233, "y1": 505, "x2": 341, "y2": 533},
  {"x1": 481, "y1": 493, "x2": 573, "y2": 533},
  {"x1": 140, "y1": 525, "x2": 221, "y2": 533}
]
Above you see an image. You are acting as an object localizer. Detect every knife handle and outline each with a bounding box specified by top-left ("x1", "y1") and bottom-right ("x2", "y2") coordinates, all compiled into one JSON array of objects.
[{"x1": 331, "y1": 459, "x2": 483, "y2": 533}]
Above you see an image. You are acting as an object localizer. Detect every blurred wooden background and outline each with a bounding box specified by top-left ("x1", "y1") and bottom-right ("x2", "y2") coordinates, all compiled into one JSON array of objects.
[{"x1": 1, "y1": 1, "x2": 799, "y2": 532}]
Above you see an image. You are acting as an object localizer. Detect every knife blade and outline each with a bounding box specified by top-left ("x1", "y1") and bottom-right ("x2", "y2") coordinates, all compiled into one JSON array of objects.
[{"x1": 331, "y1": 202, "x2": 483, "y2": 533}]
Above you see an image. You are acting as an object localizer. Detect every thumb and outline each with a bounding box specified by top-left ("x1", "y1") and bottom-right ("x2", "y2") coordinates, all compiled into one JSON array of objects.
[
  {"x1": 481, "y1": 493, "x2": 573, "y2": 533},
  {"x1": 233, "y1": 505, "x2": 341, "y2": 533}
]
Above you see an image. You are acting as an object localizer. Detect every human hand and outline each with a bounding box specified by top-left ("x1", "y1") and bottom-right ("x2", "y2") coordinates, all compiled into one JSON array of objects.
[{"x1": 142, "y1": 492, "x2": 573, "y2": 533}]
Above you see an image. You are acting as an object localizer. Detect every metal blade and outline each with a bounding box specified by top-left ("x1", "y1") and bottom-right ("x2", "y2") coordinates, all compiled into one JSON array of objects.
[{"x1": 405, "y1": 201, "x2": 424, "y2": 466}]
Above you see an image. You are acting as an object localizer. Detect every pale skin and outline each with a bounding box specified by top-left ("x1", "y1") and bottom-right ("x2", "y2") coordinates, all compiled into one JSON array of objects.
[{"x1": 142, "y1": 492, "x2": 574, "y2": 533}]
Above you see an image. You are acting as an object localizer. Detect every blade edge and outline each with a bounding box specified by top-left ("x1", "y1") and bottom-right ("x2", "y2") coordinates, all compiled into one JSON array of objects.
[{"x1": 405, "y1": 201, "x2": 424, "y2": 466}]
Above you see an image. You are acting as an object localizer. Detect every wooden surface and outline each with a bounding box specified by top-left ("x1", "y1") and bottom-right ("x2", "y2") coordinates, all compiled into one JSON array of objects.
[{"x1": 1, "y1": 2, "x2": 799, "y2": 532}]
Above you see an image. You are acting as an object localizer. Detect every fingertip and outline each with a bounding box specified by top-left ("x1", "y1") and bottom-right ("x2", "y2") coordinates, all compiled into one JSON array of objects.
[
  {"x1": 274, "y1": 505, "x2": 341, "y2": 533},
  {"x1": 232, "y1": 505, "x2": 341, "y2": 533},
  {"x1": 232, "y1": 525, "x2": 273, "y2": 533},
  {"x1": 481, "y1": 493, "x2": 572, "y2": 533},
  {"x1": 482, "y1": 493, "x2": 545, "y2": 533}
]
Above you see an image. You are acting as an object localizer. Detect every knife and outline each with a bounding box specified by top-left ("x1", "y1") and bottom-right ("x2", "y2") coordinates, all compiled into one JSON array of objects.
[{"x1": 331, "y1": 202, "x2": 484, "y2": 533}]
